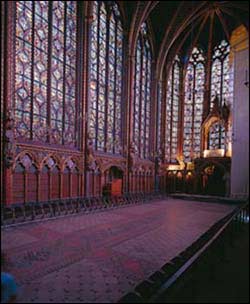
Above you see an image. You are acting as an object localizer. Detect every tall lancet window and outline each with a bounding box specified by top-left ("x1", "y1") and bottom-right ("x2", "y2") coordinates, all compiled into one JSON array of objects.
[
  {"x1": 210, "y1": 40, "x2": 232, "y2": 109},
  {"x1": 89, "y1": 1, "x2": 123, "y2": 154},
  {"x1": 183, "y1": 47, "x2": 205, "y2": 162},
  {"x1": 14, "y1": 1, "x2": 78, "y2": 146},
  {"x1": 156, "y1": 81, "x2": 162, "y2": 151},
  {"x1": 210, "y1": 40, "x2": 233, "y2": 150},
  {"x1": 133, "y1": 22, "x2": 152, "y2": 159},
  {"x1": 165, "y1": 56, "x2": 181, "y2": 163}
]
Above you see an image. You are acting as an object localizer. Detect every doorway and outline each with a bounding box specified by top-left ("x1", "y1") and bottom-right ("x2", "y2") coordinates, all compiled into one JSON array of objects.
[
  {"x1": 202, "y1": 164, "x2": 226, "y2": 196},
  {"x1": 103, "y1": 166, "x2": 123, "y2": 197}
]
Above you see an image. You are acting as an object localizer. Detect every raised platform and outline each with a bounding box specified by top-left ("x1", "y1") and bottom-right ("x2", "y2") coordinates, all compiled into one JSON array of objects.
[{"x1": 1, "y1": 199, "x2": 237, "y2": 303}]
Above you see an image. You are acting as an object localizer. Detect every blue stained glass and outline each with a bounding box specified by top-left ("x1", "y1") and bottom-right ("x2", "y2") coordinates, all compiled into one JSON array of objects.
[
  {"x1": 133, "y1": 22, "x2": 152, "y2": 159},
  {"x1": 165, "y1": 57, "x2": 181, "y2": 163},
  {"x1": 183, "y1": 48, "x2": 205, "y2": 162},
  {"x1": 15, "y1": 1, "x2": 78, "y2": 146},
  {"x1": 209, "y1": 40, "x2": 233, "y2": 151},
  {"x1": 89, "y1": 1, "x2": 123, "y2": 154}
]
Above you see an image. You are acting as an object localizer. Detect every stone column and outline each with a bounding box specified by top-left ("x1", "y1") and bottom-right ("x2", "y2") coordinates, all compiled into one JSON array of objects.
[{"x1": 230, "y1": 26, "x2": 249, "y2": 199}]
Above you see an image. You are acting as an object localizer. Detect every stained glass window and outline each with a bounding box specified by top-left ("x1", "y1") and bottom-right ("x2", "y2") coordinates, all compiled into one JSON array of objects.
[
  {"x1": 89, "y1": 1, "x2": 123, "y2": 154},
  {"x1": 157, "y1": 81, "x2": 162, "y2": 151},
  {"x1": 165, "y1": 56, "x2": 181, "y2": 163},
  {"x1": 210, "y1": 40, "x2": 233, "y2": 151},
  {"x1": 210, "y1": 40, "x2": 232, "y2": 109},
  {"x1": 14, "y1": 1, "x2": 78, "y2": 147},
  {"x1": 208, "y1": 121, "x2": 225, "y2": 150},
  {"x1": 183, "y1": 47, "x2": 205, "y2": 162},
  {"x1": 133, "y1": 22, "x2": 152, "y2": 159}
]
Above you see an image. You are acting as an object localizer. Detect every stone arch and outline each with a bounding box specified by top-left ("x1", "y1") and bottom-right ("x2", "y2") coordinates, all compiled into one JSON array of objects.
[
  {"x1": 102, "y1": 163, "x2": 125, "y2": 175},
  {"x1": 201, "y1": 115, "x2": 223, "y2": 152},
  {"x1": 156, "y1": 2, "x2": 208, "y2": 81},
  {"x1": 128, "y1": 2, "x2": 157, "y2": 58},
  {"x1": 62, "y1": 157, "x2": 80, "y2": 172},
  {"x1": 42, "y1": 154, "x2": 61, "y2": 171},
  {"x1": 196, "y1": 159, "x2": 227, "y2": 176},
  {"x1": 14, "y1": 151, "x2": 37, "y2": 171}
]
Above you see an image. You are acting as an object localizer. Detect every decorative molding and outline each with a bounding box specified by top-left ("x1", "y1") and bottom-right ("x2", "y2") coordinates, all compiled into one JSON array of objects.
[
  {"x1": 13, "y1": 147, "x2": 82, "y2": 173},
  {"x1": 4, "y1": 110, "x2": 17, "y2": 168}
]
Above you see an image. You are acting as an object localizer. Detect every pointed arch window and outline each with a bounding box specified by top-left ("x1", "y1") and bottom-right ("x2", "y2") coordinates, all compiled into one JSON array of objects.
[
  {"x1": 89, "y1": 1, "x2": 123, "y2": 154},
  {"x1": 183, "y1": 47, "x2": 205, "y2": 162},
  {"x1": 133, "y1": 22, "x2": 152, "y2": 159},
  {"x1": 14, "y1": 1, "x2": 79, "y2": 146},
  {"x1": 165, "y1": 55, "x2": 181, "y2": 163},
  {"x1": 210, "y1": 40, "x2": 233, "y2": 109},
  {"x1": 208, "y1": 121, "x2": 226, "y2": 150},
  {"x1": 210, "y1": 40, "x2": 233, "y2": 150},
  {"x1": 156, "y1": 81, "x2": 162, "y2": 151}
]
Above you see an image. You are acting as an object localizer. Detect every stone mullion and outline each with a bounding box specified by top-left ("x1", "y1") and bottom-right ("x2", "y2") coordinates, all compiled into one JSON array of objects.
[
  {"x1": 138, "y1": 39, "x2": 143, "y2": 158},
  {"x1": 75, "y1": 2, "x2": 83, "y2": 150},
  {"x1": 62, "y1": 2, "x2": 67, "y2": 145},
  {"x1": 161, "y1": 76, "x2": 167, "y2": 161},
  {"x1": 46, "y1": 1, "x2": 53, "y2": 143},
  {"x1": 82, "y1": 3, "x2": 93, "y2": 196},
  {"x1": 4, "y1": 1, "x2": 16, "y2": 204},
  {"x1": 202, "y1": 13, "x2": 214, "y2": 154},
  {"x1": 1, "y1": 1, "x2": 5, "y2": 206},
  {"x1": 191, "y1": 65, "x2": 196, "y2": 161},
  {"x1": 113, "y1": 18, "x2": 118, "y2": 154},
  {"x1": 30, "y1": 2, "x2": 35, "y2": 141},
  {"x1": 127, "y1": 52, "x2": 136, "y2": 193},
  {"x1": 178, "y1": 65, "x2": 184, "y2": 158},
  {"x1": 104, "y1": 9, "x2": 110, "y2": 153},
  {"x1": 170, "y1": 65, "x2": 174, "y2": 162},
  {"x1": 143, "y1": 52, "x2": 149, "y2": 159},
  {"x1": 95, "y1": 3, "x2": 101, "y2": 150},
  {"x1": 219, "y1": 60, "x2": 224, "y2": 148},
  {"x1": 150, "y1": 62, "x2": 157, "y2": 162}
]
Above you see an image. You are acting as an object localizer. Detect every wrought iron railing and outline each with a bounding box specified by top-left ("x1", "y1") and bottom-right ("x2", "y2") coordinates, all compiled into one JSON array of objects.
[{"x1": 1, "y1": 191, "x2": 166, "y2": 227}]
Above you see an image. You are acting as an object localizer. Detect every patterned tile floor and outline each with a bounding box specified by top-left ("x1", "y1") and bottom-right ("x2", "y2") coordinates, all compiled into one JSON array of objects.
[{"x1": 1, "y1": 199, "x2": 236, "y2": 303}]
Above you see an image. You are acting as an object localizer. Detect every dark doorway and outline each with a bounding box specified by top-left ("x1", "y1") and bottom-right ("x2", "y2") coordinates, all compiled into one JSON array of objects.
[
  {"x1": 202, "y1": 164, "x2": 226, "y2": 196},
  {"x1": 108, "y1": 166, "x2": 123, "y2": 181},
  {"x1": 103, "y1": 166, "x2": 123, "y2": 197}
]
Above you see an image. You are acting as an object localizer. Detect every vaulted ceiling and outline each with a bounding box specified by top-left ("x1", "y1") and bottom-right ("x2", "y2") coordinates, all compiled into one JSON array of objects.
[{"x1": 121, "y1": 1, "x2": 249, "y2": 74}]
